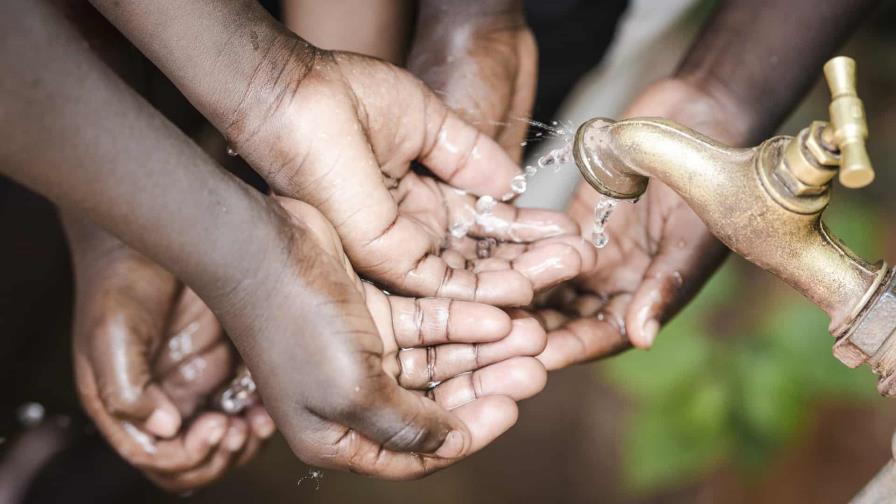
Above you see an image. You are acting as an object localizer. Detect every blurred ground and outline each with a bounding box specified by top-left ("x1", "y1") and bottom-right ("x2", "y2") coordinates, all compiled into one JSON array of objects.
[{"x1": 3, "y1": 1, "x2": 896, "y2": 503}]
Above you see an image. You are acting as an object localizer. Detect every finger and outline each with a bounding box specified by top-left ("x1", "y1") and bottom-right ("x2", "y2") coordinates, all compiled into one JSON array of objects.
[
  {"x1": 537, "y1": 295, "x2": 631, "y2": 371},
  {"x1": 401, "y1": 254, "x2": 535, "y2": 305},
  {"x1": 315, "y1": 395, "x2": 518, "y2": 480},
  {"x1": 419, "y1": 94, "x2": 522, "y2": 197},
  {"x1": 464, "y1": 201, "x2": 579, "y2": 243},
  {"x1": 160, "y1": 342, "x2": 234, "y2": 418},
  {"x1": 153, "y1": 288, "x2": 222, "y2": 375},
  {"x1": 538, "y1": 319, "x2": 631, "y2": 371},
  {"x1": 88, "y1": 309, "x2": 182, "y2": 438},
  {"x1": 220, "y1": 417, "x2": 249, "y2": 454},
  {"x1": 625, "y1": 211, "x2": 726, "y2": 349},
  {"x1": 397, "y1": 318, "x2": 547, "y2": 389},
  {"x1": 146, "y1": 437, "x2": 237, "y2": 492},
  {"x1": 235, "y1": 431, "x2": 263, "y2": 467},
  {"x1": 428, "y1": 356, "x2": 547, "y2": 410},
  {"x1": 130, "y1": 413, "x2": 229, "y2": 473},
  {"x1": 387, "y1": 297, "x2": 512, "y2": 347},
  {"x1": 328, "y1": 371, "x2": 471, "y2": 457},
  {"x1": 246, "y1": 405, "x2": 276, "y2": 440}
]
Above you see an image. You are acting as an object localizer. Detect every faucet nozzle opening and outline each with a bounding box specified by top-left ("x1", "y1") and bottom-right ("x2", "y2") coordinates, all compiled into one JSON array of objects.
[{"x1": 573, "y1": 118, "x2": 648, "y2": 200}]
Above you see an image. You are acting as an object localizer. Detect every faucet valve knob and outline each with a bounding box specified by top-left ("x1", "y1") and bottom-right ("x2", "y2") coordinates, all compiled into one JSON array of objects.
[{"x1": 823, "y1": 56, "x2": 874, "y2": 188}]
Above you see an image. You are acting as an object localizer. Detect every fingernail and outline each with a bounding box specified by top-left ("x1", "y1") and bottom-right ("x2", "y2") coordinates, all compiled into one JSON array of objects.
[
  {"x1": 642, "y1": 319, "x2": 659, "y2": 348},
  {"x1": 434, "y1": 430, "x2": 465, "y2": 459},
  {"x1": 252, "y1": 414, "x2": 276, "y2": 439},
  {"x1": 224, "y1": 427, "x2": 244, "y2": 451},
  {"x1": 207, "y1": 423, "x2": 227, "y2": 445},
  {"x1": 146, "y1": 408, "x2": 179, "y2": 438}
]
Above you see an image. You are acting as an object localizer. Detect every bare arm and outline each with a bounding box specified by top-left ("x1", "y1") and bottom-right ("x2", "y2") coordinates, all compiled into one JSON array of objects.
[
  {"x1": 282, "y1": 0, "x2": 413, "y2": 64},
  {"x1": 676, "y1": 0, "x2": 880, "y2": 144},
  {"x1": 541, "y1": 0, "x2": 880, "y2": 366},
  {"x1": 0, "y1": 0, "x2": 285, "y2": 305}
]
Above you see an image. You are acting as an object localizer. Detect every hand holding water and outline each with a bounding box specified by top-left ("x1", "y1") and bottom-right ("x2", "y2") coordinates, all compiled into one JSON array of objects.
[
  {"x1": 246, "y1": 198, "x2": 548, "y2": 478},
  {"x1": 535, "y1": 81, "x2": 731, "y2": 370},
  {"x1": 66, "y1": 218, "x2": 273, "y2": 491}
]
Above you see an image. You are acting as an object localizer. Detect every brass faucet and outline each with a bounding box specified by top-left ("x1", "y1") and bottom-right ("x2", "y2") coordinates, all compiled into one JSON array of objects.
[{"x1": 573, "y1": 56, "x2": 896, "y2": 396}]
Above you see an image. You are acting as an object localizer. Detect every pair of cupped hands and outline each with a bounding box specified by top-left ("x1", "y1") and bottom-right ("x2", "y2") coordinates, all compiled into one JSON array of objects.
[{"x1": 68, "y1": 17, "x2": 722, "y2": 491}]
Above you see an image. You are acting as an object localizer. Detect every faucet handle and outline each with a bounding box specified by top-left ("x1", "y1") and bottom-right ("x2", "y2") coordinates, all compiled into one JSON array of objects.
[{"x1": 823, "y1": 56, "x2": 874, "y2": 188}]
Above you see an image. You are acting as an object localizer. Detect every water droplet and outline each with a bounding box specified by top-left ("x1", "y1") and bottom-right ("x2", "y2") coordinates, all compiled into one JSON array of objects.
[
  {"x1": 510, "y1": 174, "x2": 527, "y2": 194},
  {"x1": 524, "y1": 166, "x2": 537, "y2": 177},
  {"x1": 476, "y1": 238, "x2": 497, "y2": 259},
  {"x1": 298, "y1": 468, "x2": 325, "y2": 490},
  {"x1": 226, "y1": 146, "x2": 238, "y2": 157},
  {"x1": 520, "y1": 141, "x2": 528, "y2": 147},
  {"x1": 591, "y1": 229, "x2": 609, "y2": 248},
  {"x1": 590, "y1": 195, "x2": 618, "y2": 249},
  {"x1": 219, "y1": 368, "x2": 257, "y2": 414},
  {"x1": 475, "y1": 195, "x2": 496, "y2": 214},
  {"x1": 17, "y1": 402, "x2": 45, "y2": 427},
  {"x1": 450, "y1": 221, "x2": 471, "y2": 239}
]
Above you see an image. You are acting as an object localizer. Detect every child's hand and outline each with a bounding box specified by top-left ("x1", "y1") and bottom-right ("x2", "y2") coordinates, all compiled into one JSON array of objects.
[
  {"x1": 226, "y1": 43, "x2": 593, "y2": 307},
  {"x1": 66, "y1": 219, "x2": 274, "y2": 492},
  {"x1": 233, "y1": 197, "x2": 547, "y2": 479},
  {"x1": 531, "y1": 82, "x2": 731, "y2": 370},
  {"x1": 408, "y1": 0, "x2": 537, "y2": 162}
]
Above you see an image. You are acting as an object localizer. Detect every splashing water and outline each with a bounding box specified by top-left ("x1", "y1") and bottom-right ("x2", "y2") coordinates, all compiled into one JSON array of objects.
[
  {"x1": 17, "y1": 402, "x2": 45, "y2": 427},
  {"x1": 298, "y1": 469, "x2": 324, "y2": 490},
  {"x1": 591, "y1": 194, "x2": 618, "y2": 248},
  {"x1": 168, "y1": 322, "x2": 199, "y2": 361},
  {"x1": 458, "y1": 118, "x2": 579, "y2": 241},
  {"x1": 219, "y1": 366, "x2": 257, "y2": 414}
]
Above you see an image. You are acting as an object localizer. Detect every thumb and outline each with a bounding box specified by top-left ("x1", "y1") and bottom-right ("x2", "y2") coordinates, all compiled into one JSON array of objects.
[
  {"x1": 89, "y1": 319, "x2": 182, "y2": 437},
  {"x1": 86, "y1": 298, "x2": 183, "y2": 438},
  {"x1": 336, "y1": 372, "x2": 471, "y2": 458}
]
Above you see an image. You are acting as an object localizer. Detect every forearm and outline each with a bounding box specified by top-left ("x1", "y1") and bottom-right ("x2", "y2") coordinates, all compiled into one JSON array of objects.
[
  {"x1": 676, "y1": 0, "x2": 879, "y2": 144},
  {"x1": 416, "y1": 0, "x2": 524, "y2": 29},
  {"x1": 87, "y1": 0, "x2": 305, "y2": 143},
  {"x1": 410, "y1": 0, "x2": 526, "y2": 62},
  {"x1": 1, "y1": 0, "x2": 287, "y2": 306},
  {"x1": 283, "y1": 0, "x2": 412, "y2": 64}
]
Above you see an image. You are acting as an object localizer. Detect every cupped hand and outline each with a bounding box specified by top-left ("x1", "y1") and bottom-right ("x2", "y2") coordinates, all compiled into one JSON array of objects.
[
  {"x1": 233, "y1": 197, "x2": 549, "y2": 479},
  {"x1": 407, "y1": 0, "x2": 537, "y2": 162},
  {"x1": 67, "y1": 219, "x2": 274, "y2": 492},
  {"x1": 533, "y1": 80, "x2": 732, "y2": 370},
  {"x1": 226, "y1": 40, "x2": 587, "y2": 306}
]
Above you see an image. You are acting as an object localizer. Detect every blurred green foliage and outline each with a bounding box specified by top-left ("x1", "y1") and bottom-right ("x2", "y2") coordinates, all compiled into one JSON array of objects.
[{"x1": 601, "y1": 194, "x2": 885, "y2": 494}]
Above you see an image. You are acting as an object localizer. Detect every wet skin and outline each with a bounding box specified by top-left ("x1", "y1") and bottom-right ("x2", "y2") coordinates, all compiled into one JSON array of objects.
[
  {"x1": 408, "y1": 0, "x2": 537, "y2": 163},
  {"x1": 0, "y1": 0, "x2": 558, "y2": 482},
  {"x1": 534, "y1": 0, "x2": 880, "y2": 369},
  {"x1": 66, "y1": 216, "x2": 274, "y2": 492},
  {"x1": 88, "y1": 0, "x2": 592, "y2": 308}
]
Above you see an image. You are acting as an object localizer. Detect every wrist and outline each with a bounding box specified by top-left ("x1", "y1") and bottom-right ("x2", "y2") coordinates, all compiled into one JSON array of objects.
[
  {"x1": 623, "y1": 77, "x2": 754, "y2": 147},
  {"x1": 219, "y1": 31, "x2": 322, "y2": 149},
  {"x1": 413, "y1": 0, "x2": 525, "y2": 48}
]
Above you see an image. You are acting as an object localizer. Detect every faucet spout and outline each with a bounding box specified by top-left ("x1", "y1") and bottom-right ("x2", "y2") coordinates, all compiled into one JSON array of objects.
[{"x1": 574, "y1": 117, "x2": 883, "y2": 334}]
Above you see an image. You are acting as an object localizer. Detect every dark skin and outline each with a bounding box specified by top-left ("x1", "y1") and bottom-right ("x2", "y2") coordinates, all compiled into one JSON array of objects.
[
  {"x1": 65, "y1": 215, "x2": 275, "y2": 491},
  {"x1": 1, "y1": 0, "x2": 552, "y2": 480},
  {"x1": 56, "y1": 0, "x2": 566, "y2": 488},
  {"x1": 56, "y1": 5, "x2": 273, "y2": 490},
  {"x1": 535, "y1": 0, "x2": 881, "y2": 369},
  {"x1": 407, "y1": 0, "x2": 537, "y2": 163},
  {"x1": 87, "y1": 0, "x2": 593, "y2": 308}
]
